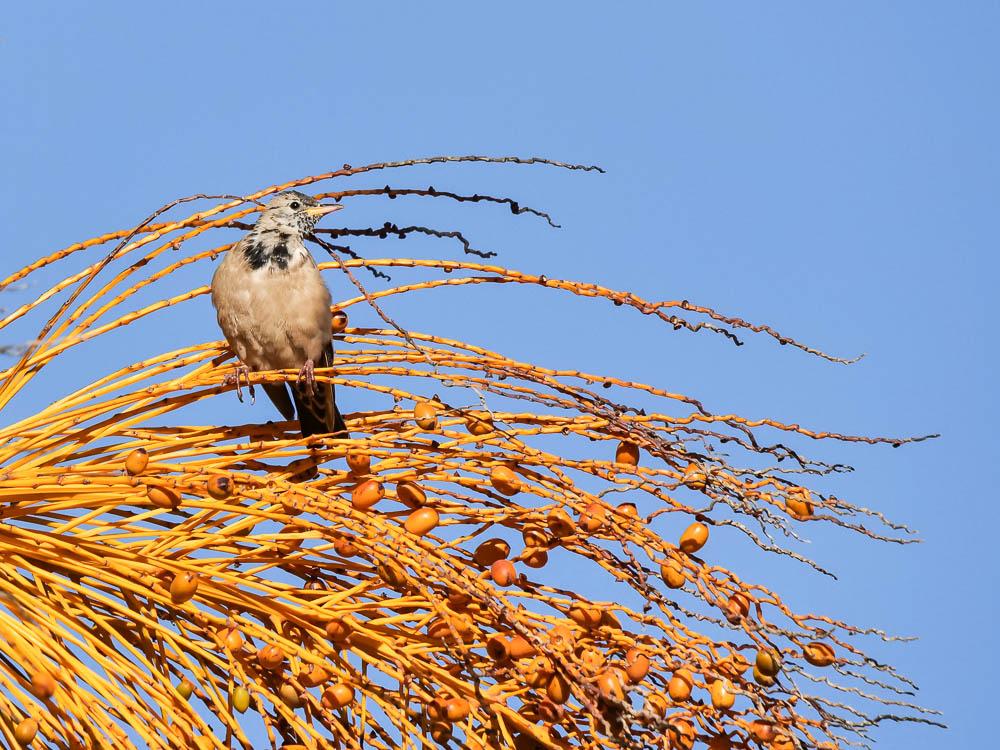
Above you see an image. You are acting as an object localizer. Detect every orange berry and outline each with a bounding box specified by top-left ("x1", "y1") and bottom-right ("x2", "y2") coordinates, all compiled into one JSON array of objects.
[
  {"x1": 224, "y1": 628, "x2": 244, "y2": 652},
  {"x1": 14, "y1": 718, "x2": 38, "y2": 746},
  {"x1": 660, "y1": 558, "x2": 686, "y2": 589},
  {"x1": 278, "y1": 682, "x2": 302, "y2": 708},
  {"x1": 567, "y1": 605, "x2": 602, "y2": 628},
  {"x1": 486, "y1": 635, "x2": 510, "y2": 662},
  {"x1": 624, "y1": 648, "x2": 651, "y2": 683},
  {"x1": 29, "y1": 671, "x2": 56, "y2": 700},
  {"x1": 646, "y1": 692, "x2": 668, "y2": 716},
  {"x1": 376, "y1": 559, "x2": 408, "y2": 589},
  {"x1": 444, "y1": 697, "x2": 470, "y2": 722},
  {"x1": 597, "y1": 668, "x2": 626, "y2": 701},
  {"x1": 169, "y1": 572, "x2": 199, "y2": 605},
  {"x1": 426, "y1": 614, "x2": 474, "y2": 642},
  {"x1": 667, "y1": 718, "x2": 696, "y2": 750},
  {"x1": 547, "y1": 508, "x2": 575, "y2": 538},
  {"x1": 334, "y1": 536, "x2": 359, "y2": 557},
  {"x1": 549, "y1": 624, "x2": 576, "y2": 652},
  {"x1": 545, "y1": 672, "x2": 571, "y2": 704},
  {"x1": 465, "y1": 411, "x2": 494, "y2": 435},
  {"x1": 600, "y1": 610, "x2": 622, "y2": 629},
  {"x1": 351, "y1": 479, "x2": 384, "y2": 510},
  {"x1": 331, "y1": 310, "x2": 348, "y2": 333},
  {"x1": 346, "y1": 451, "x2": 371, "y2": 475},
  {"x1": 748, "y1": 720, "x2": 777, "y2": 742},
  {"x1": 724, "y1": 592, "x2": 751, "y2": 622},
  {"x1": 280, "y1": 491, "x2": 306, "y2": 516},
  {"x1": 615, "y1": 440, "x2": 640, "y2": 466},
  {"x1": 521, "y1": 523, "x2": 549, "y2": 548},
  {"x1": 785, "y1": 487, "x2": 814, "y2": 518},
  {"x1": 413, "y1": 401, "x2": 439, "y2": 430},
  {"x1": 326, "y1": 617, "x2": 352, "y2": 643},
  {"x1": 257, "y1": 643, "x2": 285, "y2": 671},
  {"x1": 232, "y1": 685, "x2": 251, "y2": 713},
  {"x1": 490, "y1": 559, "x2": 517, "y2": 586},
  {"x1": 508, "y1": 634, "x2": 535, "y2": 659},
  {"x1": 322, "y1": 682, "x2": 354, "y2": 709},
  {"x1": 753, "y1": 664, "x2": 777, "y2": 687},
  {"x1": 396, "y1": 480, "x2": 426, "y2": 507},
  {"x1": 803, "y1": 641, "x2": 836, "y2": 667},
  {"x1": 177, "y1": 678, "x2": 194, "y2": 700},
  {"x1": 710, "y1": 678, "x2": 736, "y2": 710},
  {"x1": 473, "y1": 538, "x2": 510, "y2": 567},
  {"x1": 489, "y1": 466, "x2": 521, "y2": 496},
  {"x1": 579, "y1": 647, "x2": 605, "y2": 674},
  {"x1": 300, "y1": 665, "x2": 331, "y2": 687},
  {"x1": 667, "y1": 668, "x2": 694, "y2": 701},
  {"x1": 578, "y1": 503, "x2": 607, "y2": 533},
  {"x1": 535, "y1": 699, "x2": 563, "y2": 723},
  {"x1": 679, "y1": 521, "x2": 709, "y2": 553},
  {"x1": 524, "y1": 655, "x2": 553, "y2": 687},
  {"x1": 755, "y1": 649, "x2": 782, "y2": 677},
  {"x1": 426, "y1": 696, "x2": 447, "y2": 719},
  {"x1": 617, "y1": 501, "x2": 640, "y2": 518},
  {"x1": 446, "y1": 590, "x2": 471, "y2": 610},
  {"x1": 277, "y1": 522, "x2": 303, "y2": 553},
  {"x1": 124, "y1": 448, "x2": 149, "y2": 475},
  {"x1": 205, "y1": 474, "x2": 232, "y2": 499},
  {"x1": 681, "y1": 461, "x2": 708, "y2": 490},
  {"x1": 404, "y1": 507, "x2": 439, "y2": 536},
  {"x1": 522, "y1": 548, "x2": 549, "y2": 568},
  {"x1": 147, "y1": 485, "x2": 179, "y2": 509},
  {"x1": 430, "y1": 721, "x2": 453, "y2": 743}
]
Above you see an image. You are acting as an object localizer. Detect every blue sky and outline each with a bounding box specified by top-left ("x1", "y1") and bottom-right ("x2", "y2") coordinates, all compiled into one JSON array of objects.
[{"x1": 0, "y1": 2, "x2": 996, "y2": 748}]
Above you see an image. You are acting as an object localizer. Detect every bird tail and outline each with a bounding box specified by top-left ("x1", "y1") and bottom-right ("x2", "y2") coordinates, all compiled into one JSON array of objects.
[{"x1": 292, "y1": 380, "x2": 348, "y2": 438}]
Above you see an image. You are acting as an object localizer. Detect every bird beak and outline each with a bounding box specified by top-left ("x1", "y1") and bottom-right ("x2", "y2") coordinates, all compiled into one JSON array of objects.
[{"x1": 304, "y1": 204, "x2": 345, "y2": 218}]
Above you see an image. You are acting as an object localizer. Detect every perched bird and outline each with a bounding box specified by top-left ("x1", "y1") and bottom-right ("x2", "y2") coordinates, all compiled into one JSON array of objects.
[{"x1": 211, "y1": 191, "x2": 347, "y2": 437}]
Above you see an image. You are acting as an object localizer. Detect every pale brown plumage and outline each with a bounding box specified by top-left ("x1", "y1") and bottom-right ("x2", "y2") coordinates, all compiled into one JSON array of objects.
[{"x1": 210, "y1": 191, "x2": 347, "y2": 437}]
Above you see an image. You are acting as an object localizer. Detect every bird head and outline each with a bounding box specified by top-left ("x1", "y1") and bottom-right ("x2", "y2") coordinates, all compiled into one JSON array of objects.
[{"x1": 254, "y1": 191, "x2": 343, "y2": 234}]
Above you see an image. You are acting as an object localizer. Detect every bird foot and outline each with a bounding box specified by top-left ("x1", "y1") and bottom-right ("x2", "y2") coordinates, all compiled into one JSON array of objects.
[
  {"x1": 297, "y1": 359, "x2": 316, "y2": 396},
  {"x1": 223, "y1": 363, "x2": 256, "y2": 405}
]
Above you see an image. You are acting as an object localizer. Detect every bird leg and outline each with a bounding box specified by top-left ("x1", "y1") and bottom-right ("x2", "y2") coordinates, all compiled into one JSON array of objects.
[
  {"x1": 222, "y1": 363, "x2": 255, "y2": 404},
  {"x1": 297, "y1": 359, "x2": 316, "y2": 396}
]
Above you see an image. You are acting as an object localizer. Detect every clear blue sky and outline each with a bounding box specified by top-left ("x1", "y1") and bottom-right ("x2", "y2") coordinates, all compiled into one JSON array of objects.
[{"x1": 1, "y1": 2, "x2": 996, "y2": 748}]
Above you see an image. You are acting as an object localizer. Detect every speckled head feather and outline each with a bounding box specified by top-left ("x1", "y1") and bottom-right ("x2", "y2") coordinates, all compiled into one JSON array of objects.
[{"x1": 254, "y1": 190, "x2": 333, "y2": 235}]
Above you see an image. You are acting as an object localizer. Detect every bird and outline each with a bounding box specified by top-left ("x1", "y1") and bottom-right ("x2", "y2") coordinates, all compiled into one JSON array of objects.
[{"x1": 211, "y1": 190, "x2": 348, "y2": 438}]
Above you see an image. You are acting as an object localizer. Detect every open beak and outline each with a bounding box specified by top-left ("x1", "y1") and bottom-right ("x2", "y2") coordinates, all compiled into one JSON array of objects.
[{"x1": 304, "y1": 204, "x2": 345, "y2": 218}]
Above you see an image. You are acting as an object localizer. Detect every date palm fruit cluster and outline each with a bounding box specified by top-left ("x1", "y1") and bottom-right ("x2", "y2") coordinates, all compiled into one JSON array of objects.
[{"x1": 0, "y1": 157, "x2": 938, "y2": 749}]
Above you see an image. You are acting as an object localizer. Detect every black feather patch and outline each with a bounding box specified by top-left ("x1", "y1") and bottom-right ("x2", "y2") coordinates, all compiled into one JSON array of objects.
[
  {"x1": 270, "y1": 243, "x2": 290, "y2": 270},
  {"x1": 243, "y1": 231, "x2": 293, "y2": 271},
  {"x1": 243, "y1": 240, "x2": 267, "y2": 270}
]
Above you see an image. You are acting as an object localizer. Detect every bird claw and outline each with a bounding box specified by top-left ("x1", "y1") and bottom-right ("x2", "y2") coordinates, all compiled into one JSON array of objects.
[
  {"x1": 297, "y1": 359, "x2": 316, "y2": 396},
  {"x1": 223, "y1": 364, "x2": 256, "y2": 405}
]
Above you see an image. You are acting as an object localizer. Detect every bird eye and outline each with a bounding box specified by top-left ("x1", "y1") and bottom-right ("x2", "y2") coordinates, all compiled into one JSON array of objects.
[{"x1": 289, "y1": 201, "x2": 301, "y2": 210}]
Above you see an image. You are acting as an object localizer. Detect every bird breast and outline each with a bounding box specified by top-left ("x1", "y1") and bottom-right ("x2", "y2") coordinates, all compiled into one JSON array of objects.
[{"x1": 212, "y1": 249, "x2": 333, "y2": 372}]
